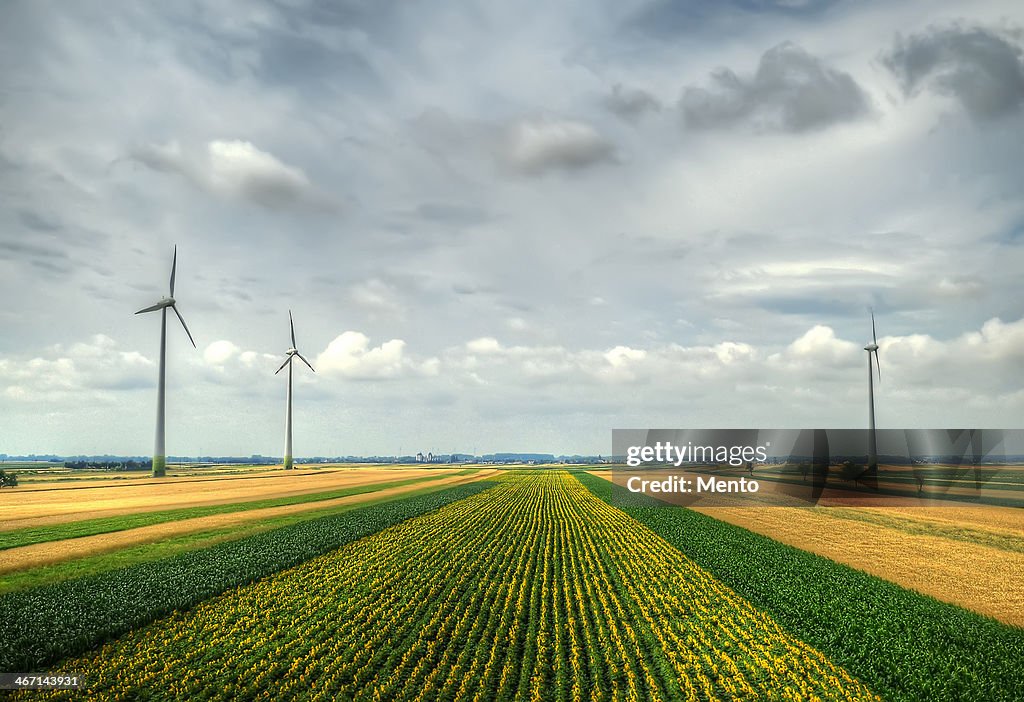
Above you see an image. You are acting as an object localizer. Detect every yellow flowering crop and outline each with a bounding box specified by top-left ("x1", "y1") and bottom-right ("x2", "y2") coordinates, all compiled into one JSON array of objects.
[{"x1": 23, "y1": 472, "x2": 879, "y2": 701}]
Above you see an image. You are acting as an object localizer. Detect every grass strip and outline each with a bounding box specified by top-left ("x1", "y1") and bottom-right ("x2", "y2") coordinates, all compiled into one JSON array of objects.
[
  {"x1": 0, "y1": 469, "x2": 478, "y2": 551},
  {"x1": 0, "y1": 480, "x2": 496, "y2": 672},
  {"x1": 577, "y1": 472, "x2": 1024, "y2": 702}
]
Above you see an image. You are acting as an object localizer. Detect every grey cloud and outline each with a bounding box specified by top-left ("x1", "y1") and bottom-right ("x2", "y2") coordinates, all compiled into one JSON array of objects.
[
  {"x1": 681, "y1": 42, "x2": 871, "y2": 132},
  {"x1": 882, "y1": 25, "x2": 1024, "y2": 120},
  {"x1": 18, "y1": 209, "x2": 62, "y2": 232},
  {"x1": 412, "y1": 110, "x2": 616, "y2": 177},
  {"x1": 128, "y1": 142, "x2": 186, "y2": 174},
  {"x1": 501, "y1": 118, "x2": 616, "y2": 176},
  {"x1": 279, "y1": 0, "x2": 406, "y2": 39},
  {"x1": 452, "y1": 283, "x2": 484, "y2": 296},
  {"x1": 0, "y1": 240, "x2": 67, "y2": 261},
  {"x1": 604, "y1": 84, "x2": 662, "y2": 122},
  {"x1": 29, "y1": 258, "x2": 72, "y2": 274},
  {"x1": 254, "y1": 28, "x2": 382, "y2": 97},
  {"x1": 413, "y1": 202, "x2": 493, "y2": 227},
  {"x1": 128, "y1": 139, "x2": 338, "y2": 212},
  {"x1": 752, "y1": 294, "x2": 869, "y2": 318},
  {"x1": 626, "y1": 1, "x2": 843, "y2": 41}
]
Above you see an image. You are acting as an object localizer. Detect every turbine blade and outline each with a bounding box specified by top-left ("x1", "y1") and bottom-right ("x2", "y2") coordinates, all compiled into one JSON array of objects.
[
  {"x1": 170, "y1": 245, "x2": 177, "y2": 297},
  {"x1": 135, "y1": 302, "x2": 163, "y2": 314},
  {"x1": 871, "y1": 308, "x2": 877, "y2": 345},
  {"x1": 296, "y1": 352, "x2": 316, "y2": 373},
  {"x1": 274, "y1": 356, "x2": 292, "y2": 375},
  {"x1": 874, "y1": 349, "x2": 881, "y2": 382},
  {"x1": 290, "y1": 310, "x2": 296, "y2": 348},
  {"x1": 171, "y1": 304, "x2": 196, "y2": 348}
]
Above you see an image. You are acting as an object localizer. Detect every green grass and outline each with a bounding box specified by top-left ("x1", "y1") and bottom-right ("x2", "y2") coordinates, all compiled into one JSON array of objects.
[
  {"x1": 0, "y1": 469, "x2": 479, "y2": 551},
  {"x1": 0, "y1": 480, "x2": 497, "y2": 672},
  {"x1": 577, "y1": 472, "x2": 1024, "y2": 702}
]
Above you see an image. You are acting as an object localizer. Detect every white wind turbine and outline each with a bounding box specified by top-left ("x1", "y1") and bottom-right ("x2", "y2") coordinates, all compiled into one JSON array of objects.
[
  {"x1": 864, "y1": 309, "x2": 881, "y2": 474},
  {"x1": 135, "y1": 246, "x2": 196, "y2": 477},
  {"x1": 275, "y1": 311, "x2": 315, "y2": 470}
]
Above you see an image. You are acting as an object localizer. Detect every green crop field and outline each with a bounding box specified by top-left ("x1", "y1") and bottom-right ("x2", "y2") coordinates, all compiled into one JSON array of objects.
[{"x1": 1, "y1": 471, "x2": 1020, "y2": 701}]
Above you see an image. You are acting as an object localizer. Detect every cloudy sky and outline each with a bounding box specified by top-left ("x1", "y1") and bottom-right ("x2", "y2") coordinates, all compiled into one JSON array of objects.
[{"x1": 2, "y1": 0, "x2": 1024, "y2": 457}]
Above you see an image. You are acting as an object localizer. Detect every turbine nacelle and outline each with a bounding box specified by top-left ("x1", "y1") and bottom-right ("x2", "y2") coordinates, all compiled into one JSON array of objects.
[
  {"x1": 275, "y1": 311, "x2": 315, "y2": 374},
  {"x1": 136, "y1": 297, "x2": 175, "y2": 313},
  {"x1": 866, "y1": 308, "x2": 880, "y2": 381},
  {"x1": 134, "y1": 246, "x2": 195, "y2": 348}
]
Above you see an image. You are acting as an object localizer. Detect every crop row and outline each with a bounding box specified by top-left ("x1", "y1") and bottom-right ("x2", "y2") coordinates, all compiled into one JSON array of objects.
[
  {"x1": 26, "y1": 471, "x2": 878, "y2": 701},
  {"x1": 577, "y1": 472, "x2": 1024, "y2": 701},
  {"x1": 0, "y1": 480, "x2": 495, "y2": 672}
]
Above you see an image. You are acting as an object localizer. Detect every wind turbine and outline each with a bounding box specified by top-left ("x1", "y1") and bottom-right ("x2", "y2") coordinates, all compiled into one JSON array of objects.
[
  {"x1": 275, "y1": 311, "x2": 315, "y2": 470},
  {"x1": 135, "y1": 246, "x2": 196, "y2": 477},
  {"x1": 865, "y1": 309, "x2": 881, "y2": 475}
]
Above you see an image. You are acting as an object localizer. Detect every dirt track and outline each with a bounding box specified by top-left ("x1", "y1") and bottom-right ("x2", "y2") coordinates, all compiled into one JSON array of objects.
[
  {"x1": 0, "y1": 467, "x2": 461, "y2": 530},
  {"x1": 0, "y1": 470, "x2": 497, "y2": 574}
]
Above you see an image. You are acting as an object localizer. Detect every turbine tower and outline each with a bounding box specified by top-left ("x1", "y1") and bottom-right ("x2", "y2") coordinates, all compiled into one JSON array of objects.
[
  {"x1": 135, "y1": 246, "x2": 196, "y2": 477},
  {"x1": 275, "y1": 311, "x2": 315, "y2": 470},
  {"x1": 864, "y1": 309, "x2": 881, "y2": 474}
]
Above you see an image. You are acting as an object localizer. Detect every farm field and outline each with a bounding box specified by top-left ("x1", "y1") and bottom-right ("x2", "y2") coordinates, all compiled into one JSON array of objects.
[
  {"x1": 578, "y1": 473, "x2": 1024, "y2": 701},
  {"x1": 17, "y1": 471, "x2": 880, "y2": 701},
  {"x1": 688, "y1": 506, "x2": 1024, "y2": 625},
  {"x1": 0, "y1": 466, "x2": 467, "y2": 529},
  {"x1": 588, "y1": 471, "x2": 1024, "y2": 624},
  {"x1": 0, "y1": 469, "x2": 496, "y2": 575},
  {"x1": 2, "y1": 470, "x2": 1020, "y2": 701},
  {"x1": 0, "y1": 481, "x2": 498, "y2": 673}
]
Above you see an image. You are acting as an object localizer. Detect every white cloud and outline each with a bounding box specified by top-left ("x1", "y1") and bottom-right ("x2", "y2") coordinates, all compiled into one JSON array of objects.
[
  {"x1": 206, "y1": 140, "x2": 312, "y2": 204},
  {"x1": 433, "y1": 316, "x2": 1024, "y2": 425},
  {"x1": 466, "y1": 337, "x2": 502, "y2": 354},
  {"x1": 0, "y1": 334, "x2": 154, "y2": 403},
  {"x1": 203, "y1": 340, "x2": 241, "y2": 365},
  {"x1": 316, "y1": 331, "x2": 439, "y2": 379},
  {"x1": 773, "y1": 325, "x2": 860, "y2": 366},
  {"x1": 604, "y1": 345, "x2": 646, "y2": 366}
]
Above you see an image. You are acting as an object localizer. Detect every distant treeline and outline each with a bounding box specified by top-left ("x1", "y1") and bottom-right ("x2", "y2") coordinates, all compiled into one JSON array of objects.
[
  {"x1": 2, "y1": 454, "x2": 617, "y2": 467},
  {"x1": 64, "y1": 460, "x2": 152, "y2": 471}
]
